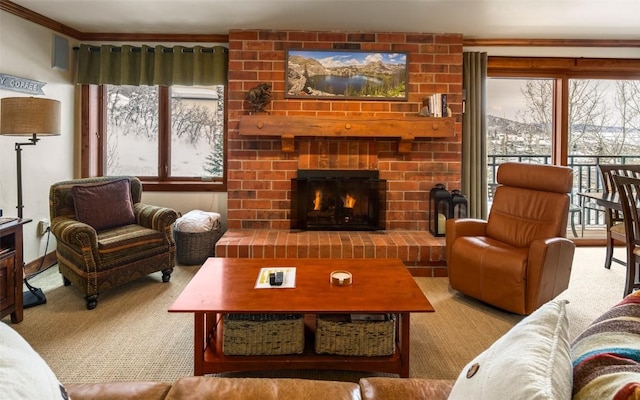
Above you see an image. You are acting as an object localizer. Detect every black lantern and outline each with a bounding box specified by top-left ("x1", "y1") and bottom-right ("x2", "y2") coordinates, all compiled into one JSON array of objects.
[
  {"x1": 429, "y1": 183, "x2": 452, "y2": 237},
  {"x1": 451, "y1": 190, "x2": 468, "y2": 219}
]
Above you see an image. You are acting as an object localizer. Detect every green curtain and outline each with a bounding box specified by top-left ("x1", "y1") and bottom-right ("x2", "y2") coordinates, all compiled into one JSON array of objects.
[
  {"x1": 75, "y1": 45, "x2": 228, "y2": 86},
  {"x1": 462, "y1": 52, "x2": 488, "y2": 219}
]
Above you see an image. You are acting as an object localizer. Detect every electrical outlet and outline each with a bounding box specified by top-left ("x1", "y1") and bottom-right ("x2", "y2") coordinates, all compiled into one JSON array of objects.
[{"x1": 38, "y1": 219, "x2": 50, "y2": 235}]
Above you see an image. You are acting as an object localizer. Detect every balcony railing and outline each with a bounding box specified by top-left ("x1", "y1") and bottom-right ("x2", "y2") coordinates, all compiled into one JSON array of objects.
[{"x1": 488, "y1": 155, "x2": 640, "y2": 232}]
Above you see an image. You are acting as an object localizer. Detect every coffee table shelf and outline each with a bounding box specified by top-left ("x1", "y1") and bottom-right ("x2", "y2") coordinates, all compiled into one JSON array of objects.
[
  {"x1": 169, "y1": 258, "x2": 434, "y2": 377},
  {"x1": 200, "y1": 313, "x2": 405, "y2": 375}
]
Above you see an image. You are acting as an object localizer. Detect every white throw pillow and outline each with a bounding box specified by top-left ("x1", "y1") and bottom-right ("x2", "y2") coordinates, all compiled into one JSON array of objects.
[
  {"x1": 448, "y1": 299, "x2": 572, "y2": 400},
  {"x1": 0, "y1": 322, "x2": 69, "y2": 399}
]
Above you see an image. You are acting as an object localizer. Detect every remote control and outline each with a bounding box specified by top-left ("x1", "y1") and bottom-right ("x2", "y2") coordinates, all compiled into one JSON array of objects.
[{"x1": 270, "y1": 271, "x2": 284, "y2": 286}]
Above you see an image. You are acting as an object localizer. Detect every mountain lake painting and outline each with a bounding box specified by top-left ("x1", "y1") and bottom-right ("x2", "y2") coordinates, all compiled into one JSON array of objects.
[{"x1": 286, "y1": 50, "x2": 408, "y2": 100}]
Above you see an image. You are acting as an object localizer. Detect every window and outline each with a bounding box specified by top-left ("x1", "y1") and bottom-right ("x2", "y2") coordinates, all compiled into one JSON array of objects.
[
  {"x1": 82, "y1": 84, "x2": 226, "y2": 191},
  {"x1": 486, "y1": 77, "x2": 555, "y2": 212},
  {"x1": 487, "y1": 78, "x2": 555, "y2": 171},
  {"x1": 567, "y1": 79, "x2": 640, "y2": 229},
  {"x1": 568, "y1": 79, "x2": 640, "y2": 162},
  {"x1": 487, "y1": 57, "x2": 640, "y2": 238},
  {"x1": 105, "y1": 85, "x2": 159, "y2": 176}
]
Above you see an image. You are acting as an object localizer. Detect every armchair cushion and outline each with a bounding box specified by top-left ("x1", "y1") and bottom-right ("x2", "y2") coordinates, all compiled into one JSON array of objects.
[
  {"x1": 97, "y1": 225, "x2": 166, "y2": 268},
  {"x1": 72, "y1": 178, "x2": 136, "y2": 231}
]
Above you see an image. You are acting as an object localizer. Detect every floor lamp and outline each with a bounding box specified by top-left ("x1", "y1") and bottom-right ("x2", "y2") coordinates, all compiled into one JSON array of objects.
[{"x1": 1, "y1": 97, "x2": 61, "y2": 308}]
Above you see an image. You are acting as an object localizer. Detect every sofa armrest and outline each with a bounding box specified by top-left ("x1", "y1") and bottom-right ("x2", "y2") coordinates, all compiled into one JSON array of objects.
[
  {"x1": 65, "y1": 382, "x2": 171, "y2": 400},
  {"x1": 134, "y1": 204, "x2": 178, "y2": 231},
  {"x1": 359, "y1": 377, "x2": 454, "y2": 400},
  {"x1": 50, "y1": 216, "x2": 99, "y2": 252}
]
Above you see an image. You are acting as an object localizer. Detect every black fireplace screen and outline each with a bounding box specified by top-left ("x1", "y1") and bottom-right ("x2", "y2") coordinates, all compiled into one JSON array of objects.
[{"x1": 291, "y1": 170, "x2": 386, "y2": 231}]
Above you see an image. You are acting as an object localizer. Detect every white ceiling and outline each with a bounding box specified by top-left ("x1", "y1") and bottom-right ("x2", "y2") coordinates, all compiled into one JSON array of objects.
[{"x1": 8, "y1": 0, "x2": 640, "y2": 40}]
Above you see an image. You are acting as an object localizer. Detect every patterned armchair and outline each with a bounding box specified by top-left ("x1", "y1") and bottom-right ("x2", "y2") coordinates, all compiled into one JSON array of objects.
[{"x1": 49, "y1": 176, "x2": 177, "y2": 310}]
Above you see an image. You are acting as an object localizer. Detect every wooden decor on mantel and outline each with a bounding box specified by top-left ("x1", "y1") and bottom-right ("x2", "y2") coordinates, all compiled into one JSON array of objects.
[{"x1": 238, "y1": 115, "x2": 455, "y2": 154}]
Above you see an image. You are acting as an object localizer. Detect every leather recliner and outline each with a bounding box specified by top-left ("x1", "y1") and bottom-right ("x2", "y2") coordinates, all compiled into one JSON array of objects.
[{"x1": 445, "y1": 162, "x2": 576, "y2": 315}]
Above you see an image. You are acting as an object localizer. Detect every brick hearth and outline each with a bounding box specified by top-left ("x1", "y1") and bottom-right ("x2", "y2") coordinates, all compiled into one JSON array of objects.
[{"x1": 215, "y1": 230, "x2": 447, "y2": 276}]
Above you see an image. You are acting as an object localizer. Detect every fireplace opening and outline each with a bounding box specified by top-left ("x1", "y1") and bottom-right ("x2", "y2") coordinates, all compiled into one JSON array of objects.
[{"x1": 291, "y1": 170, "x2": 386, "y2": 231}]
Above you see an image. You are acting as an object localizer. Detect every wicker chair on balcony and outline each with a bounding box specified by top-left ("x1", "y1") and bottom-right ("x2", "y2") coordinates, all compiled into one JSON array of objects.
[{"x1": 49, "y1": 176, "x2": 178, "y2": 310}]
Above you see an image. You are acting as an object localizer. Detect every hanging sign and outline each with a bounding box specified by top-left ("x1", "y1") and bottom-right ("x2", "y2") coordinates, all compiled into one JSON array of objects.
[{"x1": 0, "y1": 73, "x2": 46, "y2": 95}]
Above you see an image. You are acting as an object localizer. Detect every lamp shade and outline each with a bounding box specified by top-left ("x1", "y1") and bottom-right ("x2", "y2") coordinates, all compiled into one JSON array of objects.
[{"x1": 0, "y1": 97, "x2": 61, "y2": 136}]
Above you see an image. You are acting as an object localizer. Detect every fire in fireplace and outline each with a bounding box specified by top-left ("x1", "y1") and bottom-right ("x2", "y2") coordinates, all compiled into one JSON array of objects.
[{"x1": 291, "y1": 170, "x2": 386, "y2": 231}]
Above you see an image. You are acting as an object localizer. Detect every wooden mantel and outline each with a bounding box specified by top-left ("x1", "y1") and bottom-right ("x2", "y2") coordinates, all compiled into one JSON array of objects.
[{"x1": 238, "y1": 115, "x2": 455, "y2": 153}]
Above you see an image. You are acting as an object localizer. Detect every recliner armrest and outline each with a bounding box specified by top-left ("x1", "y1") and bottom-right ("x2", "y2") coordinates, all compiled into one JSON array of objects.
[
  {"x1": 445, "y1": 218, "x2": 488, "y2": 262},
  {"x1": 134, "y1": 204, "x2": 178, "y2": 231},
  {"x1": 526, "y1": 237, "x2": 575, "y2": 313},
  {"x1": 446, "y1": 218, "x2": 488, "y2": 238},
  {"x1": 528, "y1": 237, "x2": 576, "y2": 278}
]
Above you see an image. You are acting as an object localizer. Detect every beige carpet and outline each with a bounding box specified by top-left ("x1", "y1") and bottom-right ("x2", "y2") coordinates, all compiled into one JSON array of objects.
[{"x1": 3, "y1": 247, "x2": 626, "y2": 384}]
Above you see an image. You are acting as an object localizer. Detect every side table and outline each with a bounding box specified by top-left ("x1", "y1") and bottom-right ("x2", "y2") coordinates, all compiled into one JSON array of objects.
[{"x1": 0, "y1": 218, "x2": 31, "y2": 323}]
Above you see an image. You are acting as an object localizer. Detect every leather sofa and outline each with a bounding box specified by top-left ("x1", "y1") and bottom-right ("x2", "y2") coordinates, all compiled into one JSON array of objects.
[
  {"x1": 64, "y1": 291, "x2": 640, "y2": 400},
  {"x1": 4, "y1": 292, "x2": 640, "y2": 399},
  {"x1": 66, "y1": 376, "x2": 455, "y2": 400}
]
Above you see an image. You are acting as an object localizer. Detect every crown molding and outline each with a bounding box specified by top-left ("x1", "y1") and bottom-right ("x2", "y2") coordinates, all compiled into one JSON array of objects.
[{"x1": 2, "y1": 0, "x2": 639, "y2": 47}]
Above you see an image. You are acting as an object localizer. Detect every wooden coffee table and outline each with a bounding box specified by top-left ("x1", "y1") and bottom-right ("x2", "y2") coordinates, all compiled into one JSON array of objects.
[{"x1": 168, "y1": 257, "x2": 434, "y2": 377}]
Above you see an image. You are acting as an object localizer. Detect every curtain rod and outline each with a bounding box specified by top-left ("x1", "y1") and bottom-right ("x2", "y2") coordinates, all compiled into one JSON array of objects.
[{"x1": 72, "y1": 46, "x2": 228, "y2": 53}]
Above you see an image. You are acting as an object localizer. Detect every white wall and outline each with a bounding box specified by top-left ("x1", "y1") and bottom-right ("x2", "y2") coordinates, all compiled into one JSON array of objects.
[
  {"x1": 0, "y1": 11, "x2": 76, "y2": 265},
  {"x1": 1, "y1": 11, "x2": 228, "y2": 265}
]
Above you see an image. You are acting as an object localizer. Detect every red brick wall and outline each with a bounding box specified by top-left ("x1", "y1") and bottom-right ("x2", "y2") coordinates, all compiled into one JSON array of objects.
[{"x1": 227, "y1": 30, "x2": 463, "y2": 231}]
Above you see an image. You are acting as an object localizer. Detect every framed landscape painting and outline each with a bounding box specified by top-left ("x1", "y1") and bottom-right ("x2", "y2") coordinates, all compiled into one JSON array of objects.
[{"x1": 285, "y1": 49, "x2": 408, "y2": 100}]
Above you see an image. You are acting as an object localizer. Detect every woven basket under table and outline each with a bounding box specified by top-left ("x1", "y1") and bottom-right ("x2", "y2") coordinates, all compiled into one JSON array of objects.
[
  {"x1": 222, "y1": 313, "x2": 305, "y2": 356},
  {"x1": 315, "y1": 314, "x2": 396, "y2": 356}
]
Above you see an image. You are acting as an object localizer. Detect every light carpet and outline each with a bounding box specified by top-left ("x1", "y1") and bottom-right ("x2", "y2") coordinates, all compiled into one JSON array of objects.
[{"x1": 3, "y1": 247, "x2": 626, "y2": 384}]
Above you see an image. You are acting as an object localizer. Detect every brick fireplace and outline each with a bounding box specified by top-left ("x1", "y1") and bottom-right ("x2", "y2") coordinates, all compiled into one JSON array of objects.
[{"x1": 219, "y1": 29, "x2": 464, "y2": 274}]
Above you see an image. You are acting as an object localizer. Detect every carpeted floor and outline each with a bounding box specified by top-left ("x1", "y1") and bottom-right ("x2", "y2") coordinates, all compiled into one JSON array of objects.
[{"x1": 3, "y1": 247, "x2": 627, "y2": 384}]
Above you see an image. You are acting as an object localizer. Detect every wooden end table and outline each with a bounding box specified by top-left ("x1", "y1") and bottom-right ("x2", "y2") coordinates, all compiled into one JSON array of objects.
[
  {"x1": 169, "y1": 258, "x2": 434, "y2": 377},
  {"x1": 0, "y1": 218, "x2": 31, "y2": 323}
]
